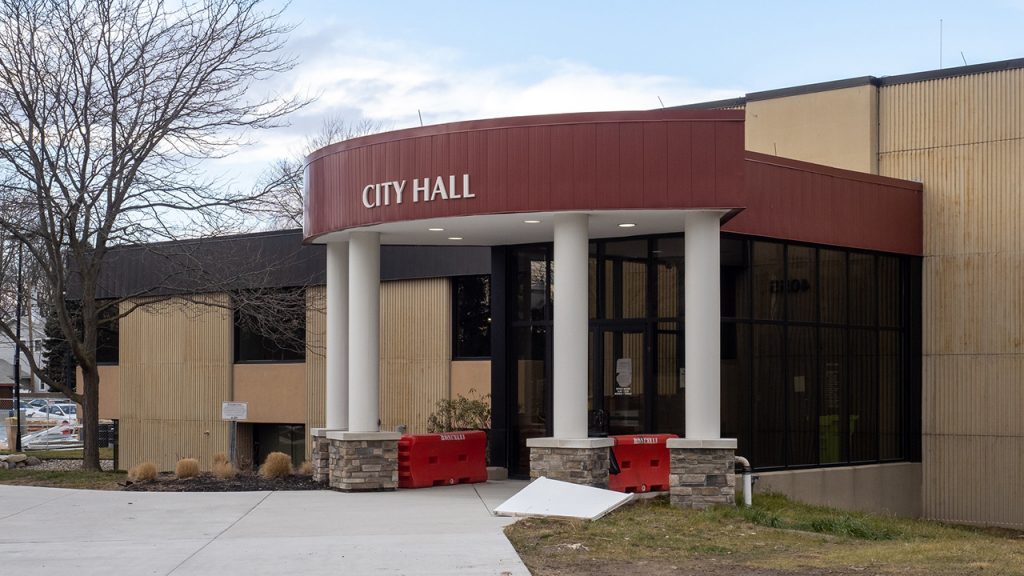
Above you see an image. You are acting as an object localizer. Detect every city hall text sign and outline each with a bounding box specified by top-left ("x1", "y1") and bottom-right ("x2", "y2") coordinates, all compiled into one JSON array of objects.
[{"x1": 361, "y1": 174, "x2": 474, "y2": 209}]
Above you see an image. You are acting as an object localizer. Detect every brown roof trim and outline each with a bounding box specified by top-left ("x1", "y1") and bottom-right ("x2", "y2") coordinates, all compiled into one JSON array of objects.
[
  {"x1": 669, "y1": 97, "x2": 748, "y2": 110},
  {"x1": 876, "y1": 57, "x2": 1024, "y2": 86},
  {"x1": 744, "y1": 151, "x2": 923, "y2": 191},
  {"x1": 681, "y1": 57, "x2": 1024, "y2": 108},
  {"x1": 306, "y1": 109, "x2": 744, "y2": 165},
  {"x1": 746, "y1": 76, "x2": 878, "y2": 102}
]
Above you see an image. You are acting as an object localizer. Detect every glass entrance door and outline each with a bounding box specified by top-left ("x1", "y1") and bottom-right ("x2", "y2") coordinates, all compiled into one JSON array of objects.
[{"x1": 594, "y1": 325, "x2": 647, "y2": 435}]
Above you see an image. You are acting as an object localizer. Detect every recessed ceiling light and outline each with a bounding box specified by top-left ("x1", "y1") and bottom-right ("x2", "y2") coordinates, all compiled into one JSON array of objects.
[
  {"x1": 448, "y1": 236, "x2": 463, "y2": 241},
  {"x1": 428, "y1": 227, "x2": 445, "y2": 232},
  {"x1": 618, "y1": 223, "x2": 637, "y2": 228},
  {"x1": 524, "y1": 219, "x2": 541, "y2": 224}
]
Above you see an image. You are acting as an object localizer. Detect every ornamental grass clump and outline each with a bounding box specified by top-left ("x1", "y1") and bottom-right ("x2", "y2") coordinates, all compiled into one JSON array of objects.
[
  {"x1": 175, "y1": 458, "x2": 200, "y2": 479},
  {"x1": 212, "y1": 452, "x2": 228, "y2": 466},
  {"x1": 259, "y1": 451, "x2": 292, "y2": 479},
  {"x1": 298, "y1": 460, "x2": 313, "y2": 476},
  {"x1": 212, "y1": 460, "x2": 237, "y2": 480},
  {"x1": 128, "y1": 461, "x2": 158, "y2": 482}
]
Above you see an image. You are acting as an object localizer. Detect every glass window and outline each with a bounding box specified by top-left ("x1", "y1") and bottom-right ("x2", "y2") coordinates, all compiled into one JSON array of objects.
[
  {"x1": 655, "y1": 236, "x2": 684, "y2": 318},
  {"x1": 819, "y1": 250, "x2": 847, "y2": 324},
  {"x1": 849, "y1": 329, "x2": 879, "y2": 462},
  {"x1": 787, "y1": 246, "x2": 816, "y2": 322},
  {"x1": 752, "y1": 324, "x2": 785, "y2": 467},
  {"x1": 721, "y1": 238, "x2": 750, "y2": 319},
  {"x1": 787, "y1": 326, "x2": 817, "y2": 466},
  {"x1": 603, "y1": 239, "x2": 648, "y2": 319},
  {"x1": 514, "y1": 325, "x2": 548, "y2": 472},
  {"x1": 879, "y1": 330, "x2": 903, "y2": 460},
  {"x1": 234, "y1": 289, "x2": 306, "y2": 363},
  {"x1": 721, "y1": 322, "x2": 750, "y2": 457},
  {"x1": 453, "y1": 276, "x2": 491, "y2": 358},
  {"x1": 819, "y1": 328, "x2": 846, "y2": 464},
  {"x1": 654, "y1": 323, "x2": 684, "y2": 436},
  {"x1": 879, "y1": 256, "x2": 902, "y2": 328},
  {"x1": 514, "y1": 248, "x2": 548, "y2": 322},
  {"x1": 96, "y1": 303, "x2": 119, "y2": 364},
  {"x1": 752, "y1": 242, "x2": 784, "y2": 321},
  {"x1": 849, "y1": 253, "x2": 877, "y2": 326}
]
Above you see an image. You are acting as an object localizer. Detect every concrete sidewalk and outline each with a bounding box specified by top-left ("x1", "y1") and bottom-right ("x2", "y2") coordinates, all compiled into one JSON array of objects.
[{"x1": 0, "y1": 481, "x2": 530, "y2": 575}]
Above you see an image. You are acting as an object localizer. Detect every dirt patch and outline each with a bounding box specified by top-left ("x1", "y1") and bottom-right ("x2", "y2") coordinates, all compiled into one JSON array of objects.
[{"x1": 122, "y1": 471, "x2": 323, "y2": 492}]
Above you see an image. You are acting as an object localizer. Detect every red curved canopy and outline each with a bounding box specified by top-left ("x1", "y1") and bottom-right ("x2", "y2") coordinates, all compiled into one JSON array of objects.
[{"x1": 303, "y1": 109, "x2": 921, "y2": 255}]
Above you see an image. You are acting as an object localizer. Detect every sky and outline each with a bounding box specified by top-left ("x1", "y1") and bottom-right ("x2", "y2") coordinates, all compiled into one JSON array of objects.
[{"x1": 209, "y1": 0, "x2": 1024, "y2": 193}]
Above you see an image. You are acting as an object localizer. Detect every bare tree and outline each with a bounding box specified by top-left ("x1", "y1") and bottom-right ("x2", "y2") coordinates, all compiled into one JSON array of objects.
[
  {"x1": 252, "y1": 116, "x2": 387, "y2": 228},
  {"x1": 0, "y1": 0, "x2": 306, "y2": 470}
]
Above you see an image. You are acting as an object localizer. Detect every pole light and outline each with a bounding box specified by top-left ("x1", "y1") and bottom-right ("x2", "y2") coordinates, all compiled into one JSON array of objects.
[{"x1": 13, "y1": 242, "x2": 23, "y2": 452}]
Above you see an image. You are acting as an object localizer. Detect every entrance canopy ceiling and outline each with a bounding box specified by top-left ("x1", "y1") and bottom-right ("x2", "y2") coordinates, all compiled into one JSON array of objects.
[{"x1": 304, "y1": 110, "x2": 922, "y2": 255}]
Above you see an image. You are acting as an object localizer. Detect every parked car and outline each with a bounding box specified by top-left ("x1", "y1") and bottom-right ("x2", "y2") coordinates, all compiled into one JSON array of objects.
[{"x1": 27, "y1": 403, "x2": 78, "y2": 423}]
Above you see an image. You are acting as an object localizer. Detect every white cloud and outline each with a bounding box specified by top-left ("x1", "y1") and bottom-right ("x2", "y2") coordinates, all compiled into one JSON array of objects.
[{"x1": 207, "y1": 25, "x2": 742, "y2": 189}]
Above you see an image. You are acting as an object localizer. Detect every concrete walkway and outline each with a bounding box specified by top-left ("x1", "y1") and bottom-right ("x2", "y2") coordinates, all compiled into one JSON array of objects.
[{"x1": 0, "y1": 481, "x2": 531, "y2": 575}]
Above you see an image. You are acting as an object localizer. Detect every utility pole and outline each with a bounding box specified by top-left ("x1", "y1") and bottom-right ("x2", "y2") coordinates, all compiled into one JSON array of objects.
[{"x1": 13, "y1": 243, "x2": 23, "y2": 452}]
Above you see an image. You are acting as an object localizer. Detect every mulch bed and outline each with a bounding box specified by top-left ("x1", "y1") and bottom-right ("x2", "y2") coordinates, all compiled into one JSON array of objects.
[{"x1": 122, "y1": 471, "x2": 323, "y2": 492}]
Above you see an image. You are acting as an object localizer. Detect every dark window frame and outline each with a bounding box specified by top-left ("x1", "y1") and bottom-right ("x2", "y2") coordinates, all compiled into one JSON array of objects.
[
  {"x1": 451, "y1": 274, "x2": 492, "y2": 360},
  {"x1": 233, "y1": 289, "x2": 306, "y2": 364}
]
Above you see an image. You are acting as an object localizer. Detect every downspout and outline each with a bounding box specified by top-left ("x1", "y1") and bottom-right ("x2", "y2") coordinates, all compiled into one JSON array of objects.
[{"x1": 735, "y1": 455, "x2": 753, "y2": 507}]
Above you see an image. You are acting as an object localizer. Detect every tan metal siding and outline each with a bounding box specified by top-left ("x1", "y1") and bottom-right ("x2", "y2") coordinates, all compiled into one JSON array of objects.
[
  {"x1": 305, "y1": 286, "x2": 326, "y2": 452},
  {"x1": 879, "y1": 69, "x2": 1024, "y2": 527},
  {"x1": 380, "y1": 278, "x2": 451, "y2": 433},
  {"x1": 118, "y1": 296, "x2": 232, "y2": 471}
]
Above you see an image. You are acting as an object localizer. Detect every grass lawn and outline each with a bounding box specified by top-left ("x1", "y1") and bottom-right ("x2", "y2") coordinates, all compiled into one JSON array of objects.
[
  {"x1": 505, "y1": 494, "x2": 1024, "y2": 576},
  {"x1": 0, "y1": 468, "x2": 126, "y2": 490}
]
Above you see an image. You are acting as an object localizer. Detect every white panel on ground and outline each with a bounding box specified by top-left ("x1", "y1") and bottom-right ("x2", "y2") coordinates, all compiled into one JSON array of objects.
[{"x1": 493, "y1": 477, "x2": 634, "y2": 521}]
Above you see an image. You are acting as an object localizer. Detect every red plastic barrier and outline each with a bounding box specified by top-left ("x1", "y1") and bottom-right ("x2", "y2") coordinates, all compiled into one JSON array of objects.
[
  {"x1": 608, "y1": 433, "x2": 678, "y2": 493},
  {"x1": 398, "y1": 431, "x2": 488, "y2": 489}
]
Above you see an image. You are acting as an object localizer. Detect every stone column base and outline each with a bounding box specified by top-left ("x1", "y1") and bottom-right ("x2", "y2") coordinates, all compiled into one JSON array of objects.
[
  {"x1": 326, "y1": 431, "x2": 400, "y2": 492},
  {"x1": 667, "y1": 438, "x2": 737, "y2": 509},
  {"x1": 526, "y1": 437, "x2": 614, "y2": 488},
  {"x1": 309, "y1": 428, "x2": 337, "y2": 484}
]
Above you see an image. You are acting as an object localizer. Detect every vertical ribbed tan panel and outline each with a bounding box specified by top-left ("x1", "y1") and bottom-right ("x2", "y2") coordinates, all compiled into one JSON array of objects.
[
  {"x1": 305, "y1": 286, "x2": 326, "y2": 452},
  {"x1": 379, "y1": 278, "x2": 451, "y2": 433},
  {"x1": 119, "y1": 295, "x2": 232, "y2": 471},
  {"x1": 880, "y1": 68, "x2": 1024, "y2": 527}
]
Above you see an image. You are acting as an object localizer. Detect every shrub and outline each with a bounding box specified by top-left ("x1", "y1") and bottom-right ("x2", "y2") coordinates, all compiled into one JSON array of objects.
[
  {"x1": 297, "y1": 460, "x2": 313, "y2": 476},
  {"x1": 128, "y1": 461, "x2": 157, "y2": 482},
  {"x1": 175, "y1": 458, "x2": 200, "y2": 479},
  {"x1": 212, "y1": 452, "x2": 228, "y2": 466},
  {"x1": 259, "y1": 451, "x2": 292, "y2": 479},
  {"x1": 427, "y1": 390, "x2": 491, "y2": 433},
  {"x1": 212, "y1": 460, "x2": 237, "y2": 479}
]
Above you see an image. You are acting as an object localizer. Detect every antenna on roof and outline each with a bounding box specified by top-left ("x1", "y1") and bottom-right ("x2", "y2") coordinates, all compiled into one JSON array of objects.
[
  {"x1": 961, "y1": 51, "x2": 968, "y2": 66},
  {"x1": 657, "y1": 96, "x2": 665, "y2": 108},
  {"x1": 417, "y1": 109, "x2": 424, "y2": 127},
  {"x1": 939, "y1": 19, "x2": 943, "y2": 69}
]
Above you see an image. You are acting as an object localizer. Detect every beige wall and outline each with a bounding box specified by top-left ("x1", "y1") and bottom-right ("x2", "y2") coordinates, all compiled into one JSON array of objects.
[
  {"x1": 305, "y1": 279, "x2": 458, "y2": 438},
  {"x1": 746, "y1": 84, "x2": 879, "y2": 174},
  {"x1": 757, "y1": 463, "x2": 922, "y2": 518},
  {"x1": 451, "y1": 360, "x2": 491, "y2": 403},
  {"x1": 233, "y1": 363, "x2": 305, "y2": 423},
  {"x1": 878, "y1": 68, "x2": 1024, "y2": 528},
  {"x1": 97, "y1": 365, "x2": 120, "y2": 420},
  {"x1": 118, "y1": 296, "x2": 232, "y2": 471},
  {"x1": 380, "y1": 278, "x2": 452, "y2": 433},
  {"x1": 304, "y1": 286, "x2": 326, "y2": 451},
  {"x1": 77, "y1": 365, "x2": 121, "y2": 420}
]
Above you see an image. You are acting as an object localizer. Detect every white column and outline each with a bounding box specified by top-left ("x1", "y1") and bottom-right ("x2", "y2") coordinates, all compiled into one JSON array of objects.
[
  {"x1": 684, "y1": 211, "x2": 721, "y2": 440},
  {"x1": 348, "y1": 231, "x2": 380, "y2": 433},
  {"x1": 552, "y1": 213, "x2": 589, "y2": 439},
  {"x1": 325, "y1": 241, "x2": 348, "y2": 430}
]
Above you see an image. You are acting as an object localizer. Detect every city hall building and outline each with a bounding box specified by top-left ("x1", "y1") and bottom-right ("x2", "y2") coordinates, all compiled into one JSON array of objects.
[{"x1": 89, "y1": 58, "x2": 1023, "y2": 526}]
